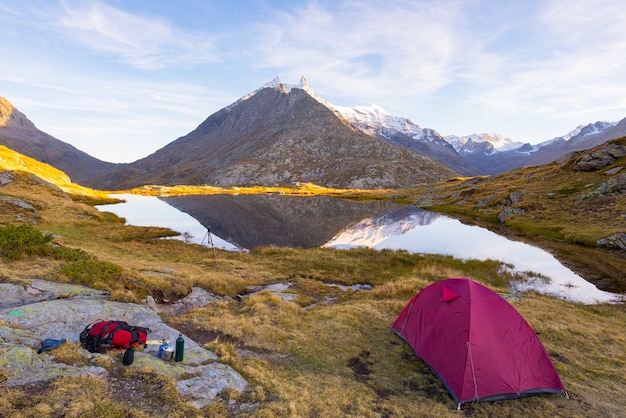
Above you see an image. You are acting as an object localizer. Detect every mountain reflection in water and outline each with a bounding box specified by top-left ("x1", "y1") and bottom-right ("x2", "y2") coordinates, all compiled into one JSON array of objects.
[
  {"x1": 161, "y1": 194, "x2": 403, "y2": 249},
  {"x1": 97, "y1": 195, "x2": 619, "y2": 304},
  {"x1": 324, "y1": 207, "x2": 618, "y2": 304}
]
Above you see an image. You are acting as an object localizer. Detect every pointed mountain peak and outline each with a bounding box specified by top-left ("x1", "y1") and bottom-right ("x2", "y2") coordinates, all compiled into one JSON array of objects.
[
  {"x1": 229, "y1": 76, "x2": 324, "y2": 112},
  {"x1": 0, "y1": 96, "x2": 36, "y2": 129},
  {"x1": 297, "y1": 75, "x2": 316, "y2": 96},
  {"x1": 262, "y1": 76, "x2": 285, "y2": 91},
  {"x1": 262, "y1": 75, "x2": 315, "y2": 96}
]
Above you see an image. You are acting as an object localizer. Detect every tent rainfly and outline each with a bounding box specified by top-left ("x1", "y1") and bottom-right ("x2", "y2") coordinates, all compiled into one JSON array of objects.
[{"x1": 392, "y1": 278, "x2": 567, "y2": 409}]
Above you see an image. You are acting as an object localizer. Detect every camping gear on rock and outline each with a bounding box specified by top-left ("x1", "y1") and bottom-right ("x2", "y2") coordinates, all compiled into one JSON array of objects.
[
  {"x1": 162, "y1": 345, "x2": 175, "y2": 361},
  {"x1": 392, "y1": 278, "x2": 567, "y2": 409},
  {"x1": 37, "y1": 338, "x2": 67, "y2": 354},
  {"x1": 79, "y1": 320, "x2": 151, "y2": 366},
  {"x1": 157, "y1": 340, "x2": 169, "y2": 358},
  {"x1": 175, "y1": 333, "x2": 184, "y2": 362},
  {"x1": 122, "y1": 347, "x2": 135, "y2": 365}
]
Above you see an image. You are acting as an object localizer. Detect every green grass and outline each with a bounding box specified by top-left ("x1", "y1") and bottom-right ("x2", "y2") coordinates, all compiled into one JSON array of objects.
[
  {"x1": 0, "y1": 145, "x2": 625, "y2": 416},
  {"x1": 58, "y1": 259, "x2": 123, "y2": 287}
]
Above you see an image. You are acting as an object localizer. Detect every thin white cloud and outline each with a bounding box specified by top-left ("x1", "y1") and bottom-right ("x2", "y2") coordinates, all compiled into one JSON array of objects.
[
  {"x1": 52, "y1": 0, "x2": 218, "y2": 70},
  {"x1": 2, "y1": 0, "x2": 626, "y2": 157},
  {"x1": 244, "y1": 0, "x2": 626, "y2": 132},
  {"x1": 470, "y1": 0, "x2": 626, "y2": 120},
  {"x1": 249, "y1": 1, "x2": 464, "y2": 101}
]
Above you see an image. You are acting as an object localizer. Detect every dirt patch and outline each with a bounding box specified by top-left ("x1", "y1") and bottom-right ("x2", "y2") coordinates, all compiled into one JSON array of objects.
[
  {"x1": 347, "y1": 350, "x2": 373, "y2": 383},
  {"x1": 548, "y1": 351, "x2": 572, "y2": 365},
  {"x1": 166, "y1": 321, "x2": 239, "y2": 347},
  {"x1": 165, "y1": 320, "x2": 281, "y2": 360}
]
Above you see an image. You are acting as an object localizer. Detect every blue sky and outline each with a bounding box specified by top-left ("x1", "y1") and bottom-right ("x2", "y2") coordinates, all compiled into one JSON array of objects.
[{"x1": 1, "y1": 0, "x2": 625, "y2": 163}]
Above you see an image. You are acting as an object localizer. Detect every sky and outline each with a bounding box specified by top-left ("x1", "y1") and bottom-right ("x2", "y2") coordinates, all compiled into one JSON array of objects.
[{"x1": 1, "y1": 0, "x2": 625, "y2": 163}]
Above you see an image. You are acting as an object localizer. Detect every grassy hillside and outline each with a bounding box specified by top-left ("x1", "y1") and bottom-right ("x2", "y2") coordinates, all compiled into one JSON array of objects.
[
  {"x1": 0, "y1": 150, "x2": 624, "y2": 416},
  {"x1": 400, "y1": 138, "x2": 626, "y2": 293}
]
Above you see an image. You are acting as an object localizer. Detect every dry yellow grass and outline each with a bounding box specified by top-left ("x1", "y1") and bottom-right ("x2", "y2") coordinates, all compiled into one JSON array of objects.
[{"x1": 0, "y1": 145, "x2": 624, "y2": 416}]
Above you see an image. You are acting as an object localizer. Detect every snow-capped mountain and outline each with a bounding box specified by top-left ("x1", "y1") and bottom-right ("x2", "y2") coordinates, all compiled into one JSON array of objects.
[
  {"x1": 561, "y1": 121, "x2": 616, "y2": 141},
  {"x1": 444, "y1": 133, "x2": 527, "y2": 155},
  {"x1": 532, "y1": 121, "x2": 617, "y2": 151},
  {"x1": 327, "y1": 99, "x2": 475, "y2": 175},
  {"x1": 324, "y1": 207, "x2": 441, "y2": 249},
  {"x1": 330, "y1": 103, "x2": 446, "y2": 144}
]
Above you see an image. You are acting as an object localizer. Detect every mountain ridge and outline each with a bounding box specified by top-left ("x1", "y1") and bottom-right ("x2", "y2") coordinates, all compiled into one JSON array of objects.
[
  {"x1": 0, "y1": 96, "x2": 120, "y2": 186},
  {"x1": 1, "y1": 78, "x2": 625, "y2": 188},
  {"x1": 322, "y1": 90, "x2": 623, "y2": 175},
  {"x1": 91, "y1": 81, "x2": 456, "y2": 190}
]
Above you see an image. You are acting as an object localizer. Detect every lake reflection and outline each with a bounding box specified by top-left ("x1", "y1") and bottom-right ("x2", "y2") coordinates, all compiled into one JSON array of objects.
[
  {"x1": 97, "y1": 195, "x2": 619, "y2": 304},
  {"x1": 96, "y1": 194, "x2": 239, "y2": 250},
  {"x1": 324, "y1": 207, "x2": 618, "y2": 304},
  {"x1": 160, "y1": 194, "x2": 404, "y2": 249}
]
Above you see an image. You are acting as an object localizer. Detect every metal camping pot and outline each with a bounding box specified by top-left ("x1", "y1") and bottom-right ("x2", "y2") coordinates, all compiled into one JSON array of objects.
[{"x1": 162, "y1": 345, "x2": 175, "y2": 361}]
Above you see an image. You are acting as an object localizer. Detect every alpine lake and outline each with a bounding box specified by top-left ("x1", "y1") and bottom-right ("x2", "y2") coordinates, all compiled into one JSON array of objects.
[{"x1": 95, "y1": 194, "x2": 621, "y2": 305}]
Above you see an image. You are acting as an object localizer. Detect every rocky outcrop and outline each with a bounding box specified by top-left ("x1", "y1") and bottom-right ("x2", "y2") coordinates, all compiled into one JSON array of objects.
[
  {"x1": 597, "y1": 233, "x2": 626, "y2": 251},
  {"x1": 0, "y1": 279, "x2": 247, "y2": 409},
  {"x1": 573, "y1": 143, "x2": 626, "y2": 171}
]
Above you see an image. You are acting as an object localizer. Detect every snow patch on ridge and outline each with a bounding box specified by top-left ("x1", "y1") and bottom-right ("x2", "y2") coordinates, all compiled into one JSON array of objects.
[
  {"x1": 444, "y1": 133, "x2": 526, "y2": 153},
  {"x1": 263, "y1": 76, "x2": 313, "y2": 95},
  {"x1": 539, "y1": 121, "x2": 617, "y2": 146},
  {"x1": 329, "y1": 103, "x2": 443, "y2": 143},
  {"x1": 227, "y1": 76, "x2": 326, "y2": 112}
]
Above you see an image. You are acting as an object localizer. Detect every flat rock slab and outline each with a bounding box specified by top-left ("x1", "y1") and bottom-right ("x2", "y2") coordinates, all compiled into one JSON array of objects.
[
  {"x1": 0, "y1": 279, "x2": 246, "y2": 408},
  {"x1": 177, "y1": 363, "x2": 249, "y2": 409},
  {"x1": 0, "y1": 278, "x2": 110, "y2": 309},
  {"x1": 0, "y1": 298, "x2": 199, "y2": 350},
  {"x1": 0, "y1": 346, "x2": 109, "y2": 387}
]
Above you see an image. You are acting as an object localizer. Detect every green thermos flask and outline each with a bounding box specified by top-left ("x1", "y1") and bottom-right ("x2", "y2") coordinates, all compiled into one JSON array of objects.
[{"x1": 175, "y1": 333, "x2": 184, "y2": 362}]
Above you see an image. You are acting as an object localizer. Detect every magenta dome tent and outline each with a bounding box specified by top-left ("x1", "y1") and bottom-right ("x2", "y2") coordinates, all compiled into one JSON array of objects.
[{"x1": 392, "y1": 278, "x2": 566, "y2": 408}]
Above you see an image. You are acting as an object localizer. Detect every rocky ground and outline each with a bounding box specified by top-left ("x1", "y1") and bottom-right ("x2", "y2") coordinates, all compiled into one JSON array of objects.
[{"x1": 0, "y1": 278, "x2": 249, "y2": 411}]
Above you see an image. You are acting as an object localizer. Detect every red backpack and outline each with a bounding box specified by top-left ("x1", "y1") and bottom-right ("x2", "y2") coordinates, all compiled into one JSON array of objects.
[{"x1": 79, "y1": 320, "x2": 150, "y2": 365}]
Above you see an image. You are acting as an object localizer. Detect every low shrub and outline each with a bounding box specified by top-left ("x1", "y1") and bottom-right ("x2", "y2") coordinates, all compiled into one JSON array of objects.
[
  {"x1": 58, "y1": 259, "x2": 123, "y2": 287},
  {"x1": 0, "y1": 223, "x2": 53, "y2": 260}
]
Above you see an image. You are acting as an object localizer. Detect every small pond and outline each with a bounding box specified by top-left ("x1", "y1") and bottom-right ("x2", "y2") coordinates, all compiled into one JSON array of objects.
[{"x1": 96, "y1": 194, "x2": 620, "y2": 304}]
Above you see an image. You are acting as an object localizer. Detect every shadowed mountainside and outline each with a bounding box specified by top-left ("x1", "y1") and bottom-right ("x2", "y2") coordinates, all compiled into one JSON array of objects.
[
  {"x1": 92, "y1": 85, "x2": 457, "y2": 190},
  {"x1": 0, "y1": 97, "x2": 120, "y2": 185}
]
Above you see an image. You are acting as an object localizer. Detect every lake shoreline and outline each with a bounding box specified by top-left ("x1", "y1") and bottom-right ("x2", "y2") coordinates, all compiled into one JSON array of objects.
[{"x1": 96, "y1": 194, "x2": 622, "y2": 304}]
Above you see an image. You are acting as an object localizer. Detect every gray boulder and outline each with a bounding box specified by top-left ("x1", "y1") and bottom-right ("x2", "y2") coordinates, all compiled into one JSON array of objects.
[{"x1": 177, "y1": 363, "x2": 249, "y2": 409}]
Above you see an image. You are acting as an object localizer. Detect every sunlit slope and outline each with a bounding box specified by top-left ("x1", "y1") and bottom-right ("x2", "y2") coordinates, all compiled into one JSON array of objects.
[
  {"x1": 0, "y1": 145, "x2": 107, "y2": 197},
  {"x1": 0, "y1": 145, "x2": 71, "y2": 184},
  {"x1": 0, "y1": 96, "x2": 120, "y2": 187}
]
